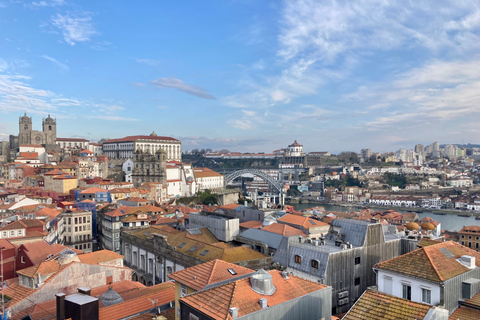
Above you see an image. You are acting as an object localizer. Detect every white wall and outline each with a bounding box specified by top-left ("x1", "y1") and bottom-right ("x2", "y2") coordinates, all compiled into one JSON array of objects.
[{"x1": 377, "y1": 269, "x2": 441, "y2": 306}]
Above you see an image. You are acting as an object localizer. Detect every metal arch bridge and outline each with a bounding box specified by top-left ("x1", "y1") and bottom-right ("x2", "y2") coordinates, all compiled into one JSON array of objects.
[{"x1": 225, "y1": 169, "x2": 284, "y2": 194}]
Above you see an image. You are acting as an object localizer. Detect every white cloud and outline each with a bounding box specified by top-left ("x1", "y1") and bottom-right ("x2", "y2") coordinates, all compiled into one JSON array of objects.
[
  {"x1": 41, "y1": 55, "x2": 69, "y2": 71},
  {"x1": 229, "y1": 119, "x2": 253, "y2": 130},
  {"x1": 51, "y1": 98, "x2": 81, "y2": 106},
  {"x1": 0, "y1": 58, "x2": 8, "y2": 72},
  {"x1": 51, "y1": 12, "x2": 98, "y2": 46},
  {"x1": 136, "y1": 59, "x2": 161, "y2": 66},
  {"x1": 88, "y1": 115, "x2": 139, "y2": 121},
  {"x1": 31, "y1": 0, "x2": 65, "y2": 7},
  {"x1": 150, "y1": 77, "x2": 215, "y2": 100}
]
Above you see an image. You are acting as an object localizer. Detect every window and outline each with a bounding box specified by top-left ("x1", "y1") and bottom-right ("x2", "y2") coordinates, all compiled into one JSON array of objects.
[
  {"x1": 2, "y1": 232, "x2": 6, "y2": 237},
  {"x1": 180, "y1": 284, "x2": 187, "y2": 297},
  {"x1": 383, "y1": 276, "x2": 392, "y2": 294},
  {"x1": 189, "y1": 246, "x2": 197, "y2": 252},
  {"x1": 355, "y1": 257, "x2": 361, "y2": 265},
  {"x1": 402, "y1": 284, "x2": 412, "y2": 300},
  {"x1": 469, "y1": 236, "x2": 472, "y2": 239},
  {"x1": 83, "y1": 217, "x2": 86, "y2": 223},
  {"x1": 21, "y1": 256, "x2": 25, "y2": 263},
  {"x1": 10, "y1": 231, "x2": 14, "y2": 236},
  {"x1": 422, "y1": 288, "x2": 431, "y2": 304},
  {"x1": 311, "y1": 260, "x2": 319, "y2": 269},
  {"x1": 75, "y1": 218, "x2": 78, "y2": 224},
  {"x1": 462, "y1": 235, "x2": 465, "y2": 239},
  {"x1": 200, "y1": 250, "x2": 209, "y2": 256},
  {"x1": 227, "y1": 268, "x2": 237, "y2": 275},
  {"x1": 75, "y1": 227, "x2": 78, "y2": 232},
  {"x1": 189, "y1": 314, "x2": 199, "y2": 320},
  {"x1": 354, "y1": 277, "x2": 360, "y2": 286},
  {"x1": 462, "y1": 241, "x2": 465, "y2": 245},
  {"x1": 294, "y1": 255, "x2": 302, "y2": 264},
  {"x1": 68, "y1": 218, "x2": 71, "y2": 225}
]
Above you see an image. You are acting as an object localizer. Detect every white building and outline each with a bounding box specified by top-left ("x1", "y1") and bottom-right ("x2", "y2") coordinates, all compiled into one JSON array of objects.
[
  {"x1": 286, "y1": 140, "x2": 303, "y2": 157},
  {"x1": 103, "y1": 132, "x2": 181, "y2": 161},
  {"x1": 193, "y1": 167, "x2": 224, "y2": 192},
  {"x1": 88, "y1": 142, "x2": 103, "y2": 156},
  {"x1": 375, "y1": 241, "x2": 480, "y2": 314},
  {"x1": 56, "y1": 138, "x2": 90, "y2": 150},
  {"x1": 18, "y1": 145, "x2": 47, "y2": 163}
]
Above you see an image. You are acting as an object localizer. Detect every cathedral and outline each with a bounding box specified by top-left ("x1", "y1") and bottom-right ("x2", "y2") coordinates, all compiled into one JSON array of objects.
[{"x1": 9, "y1": 113, "x2": 57, "y2": 150}]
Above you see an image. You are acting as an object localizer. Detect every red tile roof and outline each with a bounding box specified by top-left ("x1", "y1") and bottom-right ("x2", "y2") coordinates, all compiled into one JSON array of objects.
[
  {"x1": 376, "y1": 241, "x2": 480, "y2": 282},
  {"x1": 168, "y1": 259, "x2": 254, "y2": 291},
  {"x1": 342, "y1": 289, "x2": 434, "y2": 320},
  {"x1": 180, "y1": 270, "x2": 326, "y2": 320},
  {"x1": 104, "y1": 135, "x2": 179, "y2": 143},
  {"x1": 260, "y1": 223, "x2": 307, "y2": 237}
]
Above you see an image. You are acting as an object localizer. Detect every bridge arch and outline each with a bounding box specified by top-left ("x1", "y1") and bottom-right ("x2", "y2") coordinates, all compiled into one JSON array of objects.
[{"x1": 225, "y1": 169, "x2": 284, "y2": 194}]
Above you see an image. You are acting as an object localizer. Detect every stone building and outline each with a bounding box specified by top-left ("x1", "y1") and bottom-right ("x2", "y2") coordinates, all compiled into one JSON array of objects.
[
  {"x1": 103, "y1": 132, "x2": 181, "y2": 161},
  {"x1": 131, "y1": 148, "x2": 167, "y2": 187},
  {"x1": 61, "y1": 209, "x2": 93, "y2": 252},
  {"x1": 121, "y1": 225, "x2": 271, "y2": 286},
  {"x1": 10, "y1": 113, "x2": 57, "y2": 150}
]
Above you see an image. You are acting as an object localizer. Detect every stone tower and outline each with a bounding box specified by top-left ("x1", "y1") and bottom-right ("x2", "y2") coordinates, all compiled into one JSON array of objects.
[
  {"x1": 19, "y1": 113, "x2": 33, "y2": 145},
  {"x1": 42, "y1": 114, "x2": 57, "y2": 145},
  {"x1": 131, "y1": 148, "x2": 167, "y2": 187}
]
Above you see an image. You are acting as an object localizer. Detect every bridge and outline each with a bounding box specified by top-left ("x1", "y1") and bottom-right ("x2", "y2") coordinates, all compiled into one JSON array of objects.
[{"x1": 225, "y1": 169, "x2": 284, "y2": 195}]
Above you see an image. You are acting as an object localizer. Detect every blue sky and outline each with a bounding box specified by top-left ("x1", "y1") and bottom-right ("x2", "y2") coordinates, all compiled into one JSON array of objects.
[{"x1": 0, "y1": 0, "x2": 479, "y2": 153}]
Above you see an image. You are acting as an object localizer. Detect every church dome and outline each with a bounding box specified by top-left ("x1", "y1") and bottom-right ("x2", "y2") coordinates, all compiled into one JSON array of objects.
[
  {"x1": 100, "y1": 287, "x2": 124, "y2": 306},
  {"x1": 150, "y1": 131, "x2": 157, "y2": 136},
  {"x1": 421, "y1": 222, "x2": 435, "y2": 231},
  {"x1": 405, "y1": 222, "x2": 419, "y2": 230},
  {"x1": 44, "y1": 114, "x2": 55, "y2": 123},
  {"x1": 21, "y1": 113, "x2": 30, "y2": 120}
]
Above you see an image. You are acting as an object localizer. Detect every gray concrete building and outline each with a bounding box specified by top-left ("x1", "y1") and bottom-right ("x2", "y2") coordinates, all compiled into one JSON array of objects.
[
  {"x1": 189, "y1": 211, "x2": 239, "y2": 242},
  {"x1": 273, "y1": 219, "x2": 418, "y2": 315}
]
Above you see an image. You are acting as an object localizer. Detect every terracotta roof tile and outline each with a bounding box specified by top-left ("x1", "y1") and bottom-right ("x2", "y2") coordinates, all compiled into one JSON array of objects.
[
  {"x1": 449, "y1": 306, "x2": 480, "y2": 320},
  {"x1": 239, "y1": 221, "x2": 263, "y2": 229},
  {"x1": 376, "y1": 241, "x2": 480, "y2": 282},
  {"x1": 278, "y1": 214, "x2": 328, "y2": 229},
  {"x1": 180, "y1": 270, "x2": 326, "y2": 320},
  {"x1": 169, "y1": 259, "x2": 254, "y2": 291},
  {"x1": 342, "y1": 289, "x2": 433, "y2": 320},
  {"x1": 260, "y1": 223, "x2": 307, "y2": 237},
  {"x1": 78, "y1": 250, "x2": 123, "y2": 265}
]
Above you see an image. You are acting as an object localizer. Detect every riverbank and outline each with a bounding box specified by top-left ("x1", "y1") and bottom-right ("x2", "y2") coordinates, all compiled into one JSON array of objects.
[{"x1": 285, "y1": 199, "x2": 480, "y2": 217}]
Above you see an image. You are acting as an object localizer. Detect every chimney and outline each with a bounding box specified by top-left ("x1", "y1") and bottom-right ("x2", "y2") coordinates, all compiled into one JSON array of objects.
[
  {"x1": 259, "y1": 298, "x2": 268, "y2": 309},
  {"x1": 56, "y1": 293, "x2": 66, "y2": 320},
  {"x1": 78, "y1": 287, "x2": 91, "y2": 295},
  {"x1": 281, "y1": 271, "x2": 289, "y2": 279},
  {"x1": 229, "y1": 307, "x2": 239, "y2": 318}
]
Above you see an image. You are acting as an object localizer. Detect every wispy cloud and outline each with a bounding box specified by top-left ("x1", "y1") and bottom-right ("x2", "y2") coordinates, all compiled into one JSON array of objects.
[
  {"x1": 88, "y1": 115, "x2": 139, "y2": 121},
  {"x1": 150, "y1": 77, "x2": 216, "y2": 100},
  {"x1": 51, "y1": 98, "x2": 81, "y2": 106},
  {"x1": 131, "y1": 83, "x2": 145, "y2": 86},
  {"x1": 51, "y1": 11, "x2": 98, "y2": 46},
  {"x1": 30, "y1": 0, "x2": 65, "y2": 7},
  {"x1": 137, "y1": 59, "x2": 161, "y2": 66},
  {"x1": 41, "y1": 55, "x2": 69, "y2": 71}
]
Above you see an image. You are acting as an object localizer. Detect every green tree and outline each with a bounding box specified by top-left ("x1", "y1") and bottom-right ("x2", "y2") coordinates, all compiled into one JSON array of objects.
[{"x1": 199, "y1": 189, "x2": 218, "y2": 205}]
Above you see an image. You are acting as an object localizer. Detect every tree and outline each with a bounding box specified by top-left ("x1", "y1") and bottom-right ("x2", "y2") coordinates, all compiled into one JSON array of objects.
[
  {"x1": 199, "y1": 189, "x2": 218, "y2": 205},
  {"x1": 338, "y1": 152, "x2": 360, "y2": 164}
]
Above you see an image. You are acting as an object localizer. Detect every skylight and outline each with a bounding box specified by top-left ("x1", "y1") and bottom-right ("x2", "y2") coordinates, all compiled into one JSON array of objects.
[
  {"x1": 178, "y1": 242, "x2": 186, "y2": 248},
  {"x1": 227, "y1": 268, "x2": 237, "y2": 275},
  {"x1": 200, "y1": 250, "x2": 209, "y2": 256},
  {"x1": 309, "y1": 219, "x2": 316, "y2": 225},
  {"x1": 189, "y1": 246, "x2": 197, "y2": 252},
  {"x1": 440, "y1": 247, "x2": 454, "y2": 258}
]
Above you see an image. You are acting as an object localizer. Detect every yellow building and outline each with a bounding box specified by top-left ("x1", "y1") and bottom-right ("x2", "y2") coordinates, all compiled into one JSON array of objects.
[{"x1": 51, "y1": 175, "x2": 78, "y2": 194}]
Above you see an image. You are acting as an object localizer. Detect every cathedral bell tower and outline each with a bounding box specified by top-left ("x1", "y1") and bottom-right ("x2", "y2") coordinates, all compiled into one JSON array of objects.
[
  {"x1": 42, "y1": 114, "x2": 57, "y2": 145},
  {"x1": 19, "y1": 113, "x2": 32, "y2": 145}
]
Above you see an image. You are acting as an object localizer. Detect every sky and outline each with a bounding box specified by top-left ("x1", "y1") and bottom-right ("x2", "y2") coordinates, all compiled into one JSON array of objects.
[{"x1": 0, "y1": 0, "x2": 479, "y2": 154}]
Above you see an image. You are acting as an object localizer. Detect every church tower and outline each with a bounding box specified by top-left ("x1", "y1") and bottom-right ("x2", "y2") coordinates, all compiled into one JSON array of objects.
[
  {"x1": 42, "y1": 114, "x2": 57, "y2": 145},
  {"x1": 19, "y1": 113, "x2": 32, "y2": 145}
]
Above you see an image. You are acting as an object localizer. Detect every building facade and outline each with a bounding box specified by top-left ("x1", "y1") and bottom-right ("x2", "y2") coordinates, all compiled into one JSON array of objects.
[
  {"x1": 10, "y1": 114, "x2": 57, "y2": 150},
  {"x1": 131, "y1": 148, "x2": 167, "y2": 187},
  {"x1": 103, "y1": 132, "x2": 181, "y2": 161},
  {"x1": 61, "y1": 210, "x2": 93, "y2": 252}
]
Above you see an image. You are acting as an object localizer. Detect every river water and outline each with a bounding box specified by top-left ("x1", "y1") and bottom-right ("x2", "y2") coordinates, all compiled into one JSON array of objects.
[{"x1": 291, "y1": 203, "x2": 480, "y2": 232}]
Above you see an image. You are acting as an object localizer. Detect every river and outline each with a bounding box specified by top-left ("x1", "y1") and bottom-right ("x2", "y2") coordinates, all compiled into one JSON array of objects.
[{"x1": 291, "y1": 203, "x2": 480, "y2": 232}]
